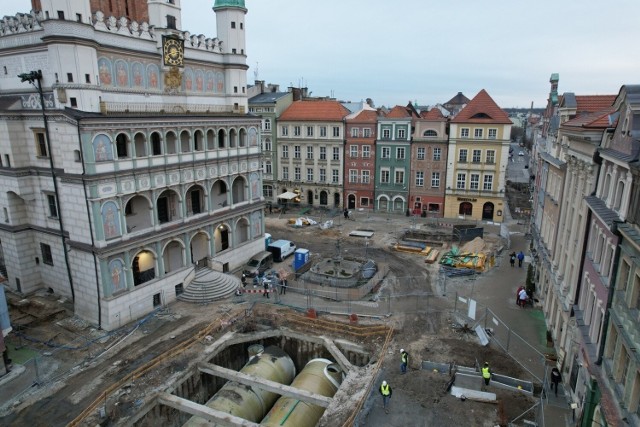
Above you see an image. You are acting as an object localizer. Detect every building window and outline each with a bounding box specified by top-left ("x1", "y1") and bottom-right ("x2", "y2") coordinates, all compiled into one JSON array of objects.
[
  {"x1": 294, "y1": 167, "x2": 301, "y2": 180},
  {"x1": 116, "y1": 134, "x2": 128, "y2": 158},
  {"x1": 264, "y1": 119, "x2": 271, "y2": 131},
  {"x1": 233, "y1": 86, "x2": 238, "y2": 93},
  {"x1": 456, "y1": 173, "x2": 466, "y2": 189},
  {"x1": 431, "y1": 172, "x2": 440, "y2": 187},
  {"x1": 362, "y1": 145, "x2": 371, "y2": 158},
  {"x1": 281, "y1": 126, "x2": 288, "y2": 136},
  {"x1": 320, "y1": 126, "x2": 327, "y2": 137},
  {"x1": 488, "y1": 129, "x2": 497, "y2": 139},
  {"x1": 282, "y1": 145, "x2": 289, "y2": 158},
  {"x1": 70, "y1": 97, "x2": 77, "y2": 108},
  {"x1": 470, "y1": 174, "x2": 480, "y2": 190},
  {"x1": 483, "y1": 175, "x2": 493, "y2": 191},
  {"x1": 396, "y1": 147, "x2": 405, "y2": 159},
  {"x1": 332, "y1": 147, "x2": 340, "y2": 161},
  {"x1": 363, "y1": 128, "x2": 371, "y2": 138},
  {"x1": 459, "y1": 149, "x2": 468, "y2": 162},
  {"x1": 263, "y1": 185, "x2": 273, "y2": 198},
  {"x1": 398, "y1": 129, "x2": 406, "y2": 139},
  {"x1": 380, "y1": 169, "x2": 390, "y2": 184},
  {"x1": 35, "y1": 131, "x2": 48, "y2": 157},
  {"x1": 382, "y1": 147, "x2": 390, "y2": 159},
  {"x1": 307, "y1": 126, "x2": 314, "y2": 137},
  {"x1": 361, "y1": 197, "x2": 370, "y2": 207},
  {"x1": 474, "y1": 128, "x2": 483, "y2": 138},
  {"x1": 350, "y1": 146, "x2": 358, "y2": 158},
  {"x1": 333, "y1": 127, "x2": 340, "y2": 137},
  {"x1": 472, "y1": 149, "x2": 481, "y2": 163},
  {"x1": 424, "y1": 130, "x2": 437, "y2": 137},
  {"x1": 351, "y1": 128, "x2": 359, "y2": 137},
  {"x1": 417, "y1": 147, "x2": 425, "y2": 160},
  {"x1": 166, "y1": 15, "x2": 176, "y2": 29},
  {"x1": 264, "y1": 161, "x2": 272, "y2": 174},
  {"x1": 282, "y1": 167, "x2": 289, "y2": 180},
  {"x1": 319, "y1": 168, "x2": 326, "y2": 182},
  {"x1": 320, "y1": 147, "x2": 326, "y2": 160},
  {"x1": 349, "y1": 169, "x2": 358, "y2": 183},
  {"x1": 47, "y1": 194, "x2": 58, "y2": 218},
  {"x1": 265, "y1": 139, "x2": 272, "y2": 151},
  {"x1": 294, "y1": 145, "x2": 300, "y2": 159},
  {"x1": 85, "y1": 74, "x2": 91, "y2": 83},
  {"x1": 394, "y1": 170, "x2": 404, "y2": 184},
  {"x1": 460, "y1": 128, "x2": 469, "y2": 138},
  {"x1": 486, "y1": 150, "x2": 495, "y2": 164},
  {"x1": 76, "y1": 13, "x2": 82, "y2": 22},
  {"x1": 307, "y1": 168, "x2": 314, "y2": 181},
  {"x1": 40, "y1": 243, "x2": 53, "y2": 266},
  {"x1": 306, "y1": 146, "x2": 314, "y2": 159},
  {"x1": 294, "y1": 126, "x2": 301, "y2": 136},
  {"x1": 231, "y1": 22, "x2": 236, "y2": 29},
  {"x1": 332, "y1": 169, "x2": 339, "y2": 183},
  {"x1": 415, "y1": 171, "x2": 424, "y2": 186},
  {"x1": 382, "y1": 129, "x2": 391, "y2": 139},
  {"x1": 67, "y1": 73, "x2": 73, "y2": 83},
  {"x1": 361, "y1": 170, "x2": 370, "y2": 184},
  {"x1": 433, "y1": 147, "x2": 441, "y2": 161}
]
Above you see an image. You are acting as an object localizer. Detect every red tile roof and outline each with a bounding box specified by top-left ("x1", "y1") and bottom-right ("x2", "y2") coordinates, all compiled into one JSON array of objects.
[
  {"x1": 349, "y1": 109, "x2": 379, "y2": 123},
  {"x1": 421, "y1": 108, "x2": 446, "y2": 120},
  {"x1": 386, "y1": 105, "x2": 412, "y2": 119},
  {"x1": 279, "y1": 100, "x2": 350, "y2": 121},
  {"x1": 575, "y1": 95, "x2": 616, "y2": 113},
  {"x1": 562, "y1": 107, "x2": 616, "y2": 129},
  {"x1": 451, "y1": 89, "x2": 512, "y2": 124}
]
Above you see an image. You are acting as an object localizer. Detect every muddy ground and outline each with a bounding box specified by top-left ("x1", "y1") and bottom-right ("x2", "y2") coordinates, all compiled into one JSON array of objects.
[{"x1": 0, "y1": 210, "x2": 536, "y2": 426}]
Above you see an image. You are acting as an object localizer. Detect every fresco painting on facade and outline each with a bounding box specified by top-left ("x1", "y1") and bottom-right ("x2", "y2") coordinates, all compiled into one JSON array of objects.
[
  {"x1": 184, "y1": 67, "x2": 193, "y2": 91},
  {"x1": 115, "y1": 59, "x2": 129, "y2": 87},
  {"x1": 249, "y1": 127, "x2": 258, "y2": 146},
  {"x1": 93, "y1": 134, "x2": 113, "y2": 162},
  {"x1": 147, "y1": 63, "x2": 160, "y2": 89},
  {"x1": 102, "y1": 201, "x2": 122, "y2": 239},
  {"x1": 216, "y1": 71, "x2": 224, "y2": 93},
  {"x1": 206, "y1": 71, "x2": 215, "y2": 91},
  {"x1": 250, "y1": 172, "x2": 260, "y2": 200},
  {"x1": 132, "y1": 62, "x2": 145, "y2": 88},
  {"x1": 195, "y1": 70, "x2": 204, "y2": 92},
  {"x1": 98, "y1": 57, "x2": 112, "y2": 86},
  {"x1": 108, "y1": 258, "x2": 126, "y2": 293}
]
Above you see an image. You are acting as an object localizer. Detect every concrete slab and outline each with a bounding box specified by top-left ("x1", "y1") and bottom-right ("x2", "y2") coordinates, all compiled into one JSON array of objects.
[
  {"x1": 450, "y1": 386, "x2": 496, "y2": 401},
  {"x1": 349, "y1": 230, "x2": 374, "y2": 238},
  {"x1": 157, "y1": 392, "x2": 260, "y2": 427}
]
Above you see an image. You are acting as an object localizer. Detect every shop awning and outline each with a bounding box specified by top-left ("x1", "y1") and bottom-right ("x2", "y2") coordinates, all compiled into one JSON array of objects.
[{"x1": 277, "y1": 191, "x2": 298, "y2": 200}]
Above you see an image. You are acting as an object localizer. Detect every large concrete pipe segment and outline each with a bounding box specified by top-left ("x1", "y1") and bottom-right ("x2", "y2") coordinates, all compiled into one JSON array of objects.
[
  {"x1": 260, "y1": 358, "x2": 343, "y2": 427},
  {"x1": 184, "y1": 345, "x2": 296, "y2": 426}
]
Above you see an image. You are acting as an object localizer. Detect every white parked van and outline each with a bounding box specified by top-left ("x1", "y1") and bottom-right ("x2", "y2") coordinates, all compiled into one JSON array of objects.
[{"x1": 267, "y1": 240, "x2": 296, "y2": 262}]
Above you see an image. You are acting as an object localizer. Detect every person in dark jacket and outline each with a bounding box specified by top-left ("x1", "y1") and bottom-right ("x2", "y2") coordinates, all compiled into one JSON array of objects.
[
  {"x1": 517, "y1": 251, "x2": 525, "y2": 267},
  {"x1": 551, "y1": 367, "x2": 562, "y2": 396}
]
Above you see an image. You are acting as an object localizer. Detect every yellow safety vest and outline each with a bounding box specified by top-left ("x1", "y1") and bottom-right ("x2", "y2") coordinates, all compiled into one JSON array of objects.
[
  {"x1": 482, "y1": 366, "x2": 491, "y2": 379},
  {"x1": 380, "y1": 384, "x2": 390, "y2": 396},
  {"x1": 401, "y1": 352, "x2": 408, "y2": 363}
]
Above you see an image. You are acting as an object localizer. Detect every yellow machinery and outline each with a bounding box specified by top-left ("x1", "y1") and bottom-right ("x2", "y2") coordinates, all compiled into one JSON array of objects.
[
  {"x1": 260, "y1": 358, "x2": 343, "y2": 427},
  {"x1": 184, "y1": 345, "x2": 296, "y2": 426}
]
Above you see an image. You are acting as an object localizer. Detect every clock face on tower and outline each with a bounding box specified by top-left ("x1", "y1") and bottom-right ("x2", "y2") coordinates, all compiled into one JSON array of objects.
[{"x1": 163, "y1": 37, "x2": 184, "y2": 67}]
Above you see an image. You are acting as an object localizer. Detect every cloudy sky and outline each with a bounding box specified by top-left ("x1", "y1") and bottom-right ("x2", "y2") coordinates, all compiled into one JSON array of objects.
[{"x1": 6, "y1": 0, "x2": 640, "y2": 108}]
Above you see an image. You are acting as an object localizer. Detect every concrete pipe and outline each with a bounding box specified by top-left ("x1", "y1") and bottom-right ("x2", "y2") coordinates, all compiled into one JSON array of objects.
[
  {"x1": 184, "y1": 345, "x2": 296, "y2": 426},
  {"x1": 260, "y1": 358, "x2": 343, "y2": 427}
]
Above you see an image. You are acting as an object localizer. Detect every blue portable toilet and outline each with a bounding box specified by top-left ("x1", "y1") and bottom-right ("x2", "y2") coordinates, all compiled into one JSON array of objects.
[
  {"x1": 293, "y1": 248, "x2": 310, "y2": 271},
  {"x1": 264, "y1": 233, "x2": 272, "y2": 250}
]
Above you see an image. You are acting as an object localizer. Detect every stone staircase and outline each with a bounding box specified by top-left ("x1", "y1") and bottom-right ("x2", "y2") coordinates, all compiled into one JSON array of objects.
[{"x1": 177, "y1": 268, "x2": 241, "y2": 303}]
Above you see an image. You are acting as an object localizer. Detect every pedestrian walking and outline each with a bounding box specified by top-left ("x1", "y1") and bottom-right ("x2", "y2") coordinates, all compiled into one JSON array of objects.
[
  {"x1": 400, "y1": 349, "x2": 409, "y2": 374},
  {"x1": 280, "y1": 277, "x2": 287, "y2": 295},
  {"x1": 518, "y1": 287, "x2": 528, "y2": 308},
  {"x1": 551, "y1": 367, "x2": 562, "y2": 396},
  {"x1": 241, "y1": 274, "x2": 247, "y2": 287},
  {"x1": 379, "y1": 380, "x2": 392, "y2": 413},
  {"x1": 344, "y1": 208, "x2": 349, "y2": 219},
  {"x1": 517, "y1": 251, "x2": 525, "y2": 267},
  {"x1": 516, "y1": 286, "x2": 525, "y2": 307},
  {"x1": 481, "y1": 362, "x2": 492, "y2": 390},
  {"x1": 509, "y1": 252, "x2": 516, "y2": 268},
  {"x1": 263, "y1": 278, "x2": 270, "y2": 298}
]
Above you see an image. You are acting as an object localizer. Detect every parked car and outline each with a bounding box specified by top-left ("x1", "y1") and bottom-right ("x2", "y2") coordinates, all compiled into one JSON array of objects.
[
  {"x1": 243, "y1": 251, "x2": 273, "y2": 278},
  {"x1": 518, "y1": 151, "x2": 525, "y2": 156}
]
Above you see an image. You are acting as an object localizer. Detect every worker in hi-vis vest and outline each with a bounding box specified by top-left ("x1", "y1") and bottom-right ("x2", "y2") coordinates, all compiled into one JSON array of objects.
[
  {"x1": 482, "y1": 362, "x2": 492, "y2": 389},
  {"x1": 400, "y1": 348, "x2": 409, "y2": 374},
  {"x1": 379, "y1": 380, "x2": 392, "y2": 413}
]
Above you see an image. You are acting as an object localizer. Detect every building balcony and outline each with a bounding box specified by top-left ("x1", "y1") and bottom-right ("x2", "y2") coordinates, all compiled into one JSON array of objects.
[{"x1": 572, "y1": 304, "x2": 599, "y2": 364}]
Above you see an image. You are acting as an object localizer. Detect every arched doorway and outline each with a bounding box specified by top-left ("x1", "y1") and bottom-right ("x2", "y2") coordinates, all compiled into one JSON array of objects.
[
  {"x1": 459, "y1": 202, "x2": 472, "y2": 216},
  {"x1": 215, "y1": 225, "x2": 230, "y2": 252},
  {"x1": 319, "y1": 191, "x2": 328, "y2": 206},
  {"x1": 307, "y1": 190, "x2": 313, "y2": 205},
  {"x1": 482, "y1": 202, "x2": 495, "y2": 220},
  {"x1": 163, "y1": 240, "x2": 184, "y2": 274},
  {"x1": 348, "y1": 194, "x2": 356, "y2": 209},
  {"x1": 190, "y1": 232, "x2": 209, "y2": 265},
  {"x1": 334, "y1": 192, "x2": 340, "y2": 207},
  {"x1": 378, "y1": 196, "x2": 389, "y2": 211},
  {"x1": 132, "y1": 250, "x2": 155, "y2": 286}
]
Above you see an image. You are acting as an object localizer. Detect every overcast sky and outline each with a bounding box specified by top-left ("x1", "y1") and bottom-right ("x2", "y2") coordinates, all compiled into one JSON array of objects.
[{"x1": 6, "y1": 0, "x2": 640, "y2": 108}]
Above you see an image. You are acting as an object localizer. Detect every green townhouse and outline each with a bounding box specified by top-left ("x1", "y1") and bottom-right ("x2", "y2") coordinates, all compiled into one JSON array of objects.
[{"x1": 374, "y1": 106, "x2": 415, "y2": 213}]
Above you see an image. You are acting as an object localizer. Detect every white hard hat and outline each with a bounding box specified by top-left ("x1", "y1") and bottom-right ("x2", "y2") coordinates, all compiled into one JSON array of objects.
[
  {"x1": 382, "y1": 380, "x2": 387, "y2": 386},
  {"x1": 400, "y1": 348, "x2": 404, "y2": 353}
]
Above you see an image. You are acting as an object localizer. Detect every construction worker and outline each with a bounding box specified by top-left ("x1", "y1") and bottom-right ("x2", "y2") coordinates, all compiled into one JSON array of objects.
[
  {"x1": 379, "y1": 380, "x2": 392, "y2": 413},
  {"x1": 263, "y1": 277, "x2": 270, "y2": 298},
  {"x1": 482, "y1": 362, "x2": 492, "y2": 389},
  {"x1": 400, "y1": 348, "x2": 409, "y2": 374}
]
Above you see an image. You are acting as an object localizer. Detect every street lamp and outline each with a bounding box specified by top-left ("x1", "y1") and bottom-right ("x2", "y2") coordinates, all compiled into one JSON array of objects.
[{"x1": 19, "y1": 70, "x2": 75, "y2": 301}]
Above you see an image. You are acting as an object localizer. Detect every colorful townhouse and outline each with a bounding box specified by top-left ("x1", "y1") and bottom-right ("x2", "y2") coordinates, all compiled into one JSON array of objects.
[
  {"x1": 344, "y1": 105, "x2": 379, "y2": 210},
  {"x1": 276, "y1": 100, "x2": 350, "y2": 207},
  {"x1": 409, "y1": 106, "x2": 448, "y2": 217},
  {"x1": 248, "y1": 82, "x2": 294, "y2": 204},
  {"x1": 374, "y1": 106, "x2": 414, "y2": 213},
  {"x1": 444, "y1": 90, "x2": 511, "y2": 222}
]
